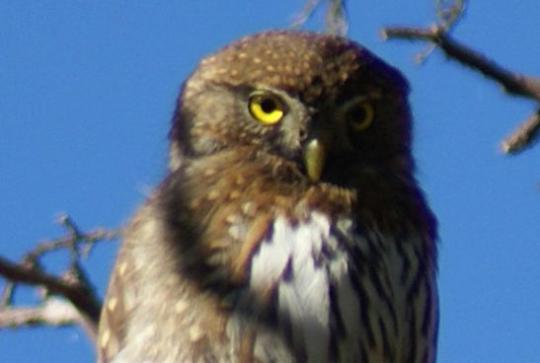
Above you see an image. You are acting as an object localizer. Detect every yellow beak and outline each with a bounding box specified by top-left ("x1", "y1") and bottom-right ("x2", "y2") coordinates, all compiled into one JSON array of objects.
[{"x1": 303, "y1": 138, "x2": 326, "y2": 182}]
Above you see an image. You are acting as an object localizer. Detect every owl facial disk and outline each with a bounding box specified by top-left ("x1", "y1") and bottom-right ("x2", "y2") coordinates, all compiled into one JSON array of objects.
[{"x1": 302, "y1": 95, "x2": 377, "y2": 182}]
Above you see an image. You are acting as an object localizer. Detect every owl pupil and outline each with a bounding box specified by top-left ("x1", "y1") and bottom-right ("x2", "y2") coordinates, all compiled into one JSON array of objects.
[
  {"x1": 349, "y1": 105, "x2": 367, "y2": 121},
  {"x1": 261, "y1": 98, "x2": 277, "y2": 113}
]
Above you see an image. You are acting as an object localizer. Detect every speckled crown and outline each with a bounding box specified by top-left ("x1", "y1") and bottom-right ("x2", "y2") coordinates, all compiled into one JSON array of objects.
[{"x1": 184, "y1": 30, "x2": 407, "y2": 102}]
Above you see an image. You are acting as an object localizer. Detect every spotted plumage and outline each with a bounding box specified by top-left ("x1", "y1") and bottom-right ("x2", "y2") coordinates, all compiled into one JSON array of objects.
[{"x1": 98, "y1": 30, "x2": 438, "y2": 363}]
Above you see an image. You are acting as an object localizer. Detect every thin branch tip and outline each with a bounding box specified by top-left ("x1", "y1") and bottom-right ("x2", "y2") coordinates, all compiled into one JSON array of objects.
[
  {"x1": 0, "y1": 218, "x2": 120, "y2": 341},
  {"x1": 382, "y1": 17, "x2": 540, "y2": 154},
  {"x1": 501, "y1": 110, "x2": 540, "y2": 154}
]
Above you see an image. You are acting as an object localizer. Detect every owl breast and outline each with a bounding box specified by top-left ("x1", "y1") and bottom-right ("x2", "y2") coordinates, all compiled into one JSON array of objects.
[{"x1": 231, "y1": 211, "x2": 435, "y2": 363}]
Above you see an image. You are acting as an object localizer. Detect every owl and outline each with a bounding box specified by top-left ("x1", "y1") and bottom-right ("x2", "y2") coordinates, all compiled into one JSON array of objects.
[{"x1": 98, "y1": 30, "x2": 438, "y2": 363}]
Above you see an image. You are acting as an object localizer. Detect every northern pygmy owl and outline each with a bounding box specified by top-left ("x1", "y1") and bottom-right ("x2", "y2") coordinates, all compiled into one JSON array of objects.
[{"x1": 98, "y1": 30, "x2": 438, "y2": 363}]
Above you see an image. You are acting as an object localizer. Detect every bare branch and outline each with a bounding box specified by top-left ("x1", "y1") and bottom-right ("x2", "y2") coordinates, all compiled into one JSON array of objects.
[
  {"x1": 408, "y1": 0, "x2": 465, "y2": 63},
  {"x1": 381, "y1": 23, "x2": 540, "y2": 154},
  {"x1": 291, "y1": 0, "x2": 321, "y2": 29},
  {"x1": 326, "y1": 0, "x2": 348, "y2": 36},
  {"x1": 0, "y1": 255, "x2": 101, "y2": 329},
  {"x1": 0, "y1": 281, "x2": 15, "y2": 306},
  {"x1": 435, "y1": 0, "x2": 466, "y2": 30},
  {"x1": 382, "y1": 26, "x2": 540, "y2": 99},
  {"x1": 502, "y1": 109, "x2": 540, "y2": 154},
  {"x1": 25, "y1": 216, "x2": 120, "y2": 263},
  {"x1": 292, "y1": 0, "x2": 348, "y2": 36},
  {"x1": 0, "y1": 216, "x2": 120, "y2": 339},
  {"x1": 0, "y1": 298, "x2": 79, "y2": 327},
  {"x1": 0, "y1": 298, "x2": 97, "y2": 341}
]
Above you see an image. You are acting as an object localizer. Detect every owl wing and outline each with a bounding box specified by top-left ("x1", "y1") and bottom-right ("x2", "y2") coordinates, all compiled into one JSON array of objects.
[{"x1": 97, "y1": 235, "x2": 138, "y2": 363}]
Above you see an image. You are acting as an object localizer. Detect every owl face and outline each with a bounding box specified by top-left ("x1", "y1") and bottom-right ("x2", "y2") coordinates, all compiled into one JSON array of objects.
[{"x1": 170, "y1": 31, "x2": 412, "y2": 185}]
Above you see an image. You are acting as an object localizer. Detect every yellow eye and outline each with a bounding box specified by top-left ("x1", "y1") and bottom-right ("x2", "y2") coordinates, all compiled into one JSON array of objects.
[
  {"x1": 346, "y1": 101, "x2": 375, "y2": 131},
  {"x1": 248, "y1": 93, "x2": 285, "y2": 125}
]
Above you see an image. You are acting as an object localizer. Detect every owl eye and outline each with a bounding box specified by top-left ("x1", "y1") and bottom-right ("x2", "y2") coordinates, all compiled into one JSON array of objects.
[
  {"x1": 248, "y1": 92, "x2": 285, "y2": 125},
  {"x1": 346, "y1": 101, "x2": 375, "y2": 131}
]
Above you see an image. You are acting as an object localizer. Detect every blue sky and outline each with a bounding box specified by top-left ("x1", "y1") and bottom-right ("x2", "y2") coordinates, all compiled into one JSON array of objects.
[{"x1": 1, "y1": 1, "x2": 539, "y2": 362}]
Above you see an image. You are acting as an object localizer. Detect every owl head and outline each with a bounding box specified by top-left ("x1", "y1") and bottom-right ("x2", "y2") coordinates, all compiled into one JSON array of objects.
[{"x1": 169, "y1": 30, "x2": 412, "y2": 186}]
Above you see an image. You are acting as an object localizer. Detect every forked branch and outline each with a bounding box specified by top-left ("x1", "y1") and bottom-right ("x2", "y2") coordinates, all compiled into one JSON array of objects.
[
  {"x1": 0, "y1": 215, "x2": 120, "y2": 341},
  {"x1": 381, "y1": 2, "x2": 540, "y2": 154}
]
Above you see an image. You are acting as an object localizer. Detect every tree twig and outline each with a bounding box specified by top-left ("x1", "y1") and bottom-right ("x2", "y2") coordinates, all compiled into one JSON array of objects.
[
  {"x1": 292, "y1": 0, "x2": 348, "y2": 36},
  {"x1": 0, "y1": 298, "x2": 97, "y2": 341},
  {"x1": 381, "y1": 24, "x2": 540, "y2": 154},
  {"x1": 501, "y1": 109, "x2": 540, "y2": 154},
  {"x1": 25, "y1": 215, "x2": 119, "y2": 263},
  {"x1": 381, "y1": 26, "x2": 540, "y2": 99},
  {"x1": 0, "y1": 217, "x2": 121, "y2": 341},
  {"x1": 0, "y1": 299, "x2": 77, "y2": 327},
  {"x1": 0, "y1": 255, "x2": 101, "y2": 333},
  {"x1": 0, "y1": 281, "x2": 15, "y2": 306},
  {"x1": 435, "y1": 0, "x2": 466, "y2": 30},
  {"x1": 291, "y1": 0, "x2": 321, "y2": 29},
  {"x1": 325, "y1": 0, "x2": 347, "y2": 36}
]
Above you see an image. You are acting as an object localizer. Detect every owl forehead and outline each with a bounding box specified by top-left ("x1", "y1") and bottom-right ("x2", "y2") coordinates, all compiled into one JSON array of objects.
[{"x1": 186, "y1": 31, "x2": 402, "y2": 102}]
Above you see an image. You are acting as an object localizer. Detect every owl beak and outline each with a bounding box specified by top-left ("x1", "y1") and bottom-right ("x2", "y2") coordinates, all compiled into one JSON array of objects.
[{"x1": 304, "y1": 138, "x2": 326, "y2": 182}]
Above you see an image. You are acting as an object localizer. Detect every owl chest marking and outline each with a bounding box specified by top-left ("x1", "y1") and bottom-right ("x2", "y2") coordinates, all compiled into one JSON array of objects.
[
  {"x1": 248, "y1": 213, "x2": 334, "y2": 362},
  {"x1": 242, "y1": 211, "x2": 405, "y2": 362}
]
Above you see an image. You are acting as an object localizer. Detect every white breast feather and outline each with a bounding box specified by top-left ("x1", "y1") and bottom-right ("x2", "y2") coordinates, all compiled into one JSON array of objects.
[{"x1": 250, "y1": 212, "x2": 344, "y2": 362}]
